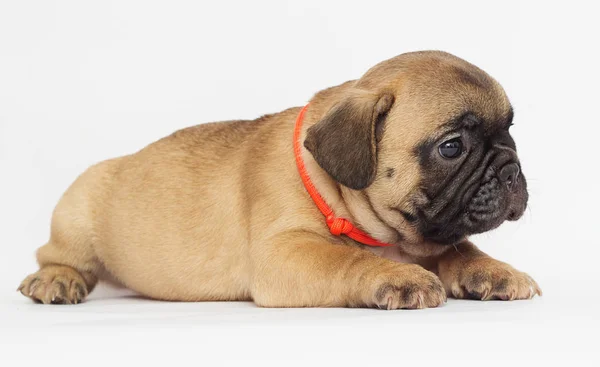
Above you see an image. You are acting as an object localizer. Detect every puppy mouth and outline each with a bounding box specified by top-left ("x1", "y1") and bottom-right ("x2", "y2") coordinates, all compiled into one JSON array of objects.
[
  {"x1": 416, "y1": 166, "x2": 528, "y2": 246},
  {"x1": 462, "y1": 176, "x2": 507, "y2": 233}
]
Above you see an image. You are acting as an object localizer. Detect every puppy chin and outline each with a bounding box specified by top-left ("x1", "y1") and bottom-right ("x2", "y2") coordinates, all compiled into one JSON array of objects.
[{"x1": 421, "y1": 230, "x2": 467, "y2": 247}]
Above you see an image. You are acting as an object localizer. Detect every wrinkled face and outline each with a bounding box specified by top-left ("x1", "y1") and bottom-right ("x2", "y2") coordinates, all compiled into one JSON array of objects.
[
  {"x1": 409, "y1": 110, "x2": 528, "y2": 245},
  {"x1": 305, "y1": 51, "x2": 528, "y2": 250},
  {"x1": 373, "y1": 53, "x2": 528, "y2": 247}
]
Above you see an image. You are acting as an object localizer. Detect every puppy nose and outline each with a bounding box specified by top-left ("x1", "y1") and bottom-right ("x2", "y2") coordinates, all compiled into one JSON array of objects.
[{"x1": 499, "y1": 163, "x2": 520, "y2": 189}]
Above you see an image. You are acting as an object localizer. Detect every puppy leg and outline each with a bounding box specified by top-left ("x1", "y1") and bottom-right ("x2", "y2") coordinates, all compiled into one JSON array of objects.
[
  {"x1": 18, "y1": 170, "x2": 103, "y2": 304},
  {"x1": 437, "y1": 241, "x2": 541, "y2": 300},
  {"x1": 18, "y1": 232, "x2": 100, "y2": 304},
  {"x1": 251, "y1": 231, "x2": 446, "y2": 309}
]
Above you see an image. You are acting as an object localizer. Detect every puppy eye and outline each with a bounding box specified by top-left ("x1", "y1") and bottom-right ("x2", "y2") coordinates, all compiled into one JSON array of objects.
[{"x1": 438, "y1": 138, "x2": 463, "y2": 159}]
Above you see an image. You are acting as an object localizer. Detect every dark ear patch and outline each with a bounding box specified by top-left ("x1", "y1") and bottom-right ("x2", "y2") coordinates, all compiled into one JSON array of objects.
[{"x1": 304, "y1": 91, "x2": 394, "y2": 190}]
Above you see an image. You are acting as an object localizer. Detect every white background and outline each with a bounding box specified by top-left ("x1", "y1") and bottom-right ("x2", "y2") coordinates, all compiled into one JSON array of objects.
[{"x1": 1, "y1": 0, "x2": 599, "y2": 366}]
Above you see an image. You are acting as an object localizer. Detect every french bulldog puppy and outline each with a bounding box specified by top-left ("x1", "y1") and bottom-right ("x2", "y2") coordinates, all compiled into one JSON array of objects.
[{"x1": 19, "y1": 51, "x2": 540, "y2": 309}]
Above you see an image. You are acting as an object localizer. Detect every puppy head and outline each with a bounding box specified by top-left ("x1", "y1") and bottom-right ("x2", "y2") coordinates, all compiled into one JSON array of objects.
[{"x1": 305, "y1": 51, "x2": 527, "y2": 252}]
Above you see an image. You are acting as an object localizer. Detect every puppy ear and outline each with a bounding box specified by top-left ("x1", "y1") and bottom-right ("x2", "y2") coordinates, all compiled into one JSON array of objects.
[{"x1": 304, "y1": 90, "x2": 394, "y2": 190}]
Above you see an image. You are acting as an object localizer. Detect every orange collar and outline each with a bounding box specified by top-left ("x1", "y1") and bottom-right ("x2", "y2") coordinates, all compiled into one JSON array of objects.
[{"x1": 293, "y1": 104, "x2": 394, "y2": 247}]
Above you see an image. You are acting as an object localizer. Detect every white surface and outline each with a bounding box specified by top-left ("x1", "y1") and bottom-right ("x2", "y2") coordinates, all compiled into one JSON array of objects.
[
  {"x1": 1, "y1": 284, "x2": 598, "y2": 365},
  {"x1": 1, "y1": 1, "x2": 599, "y2": 366}
]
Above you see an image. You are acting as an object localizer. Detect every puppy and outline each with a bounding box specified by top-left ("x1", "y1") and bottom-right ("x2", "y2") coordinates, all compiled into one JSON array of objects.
[{"x1": 18, "y1": 51, "x2": 540, "y2": 309}]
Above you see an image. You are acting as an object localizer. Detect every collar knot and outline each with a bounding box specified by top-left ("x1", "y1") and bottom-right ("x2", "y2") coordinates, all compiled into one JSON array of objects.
[{"x1": 326, "y1": 215, "x2": 354, "y2": 236}]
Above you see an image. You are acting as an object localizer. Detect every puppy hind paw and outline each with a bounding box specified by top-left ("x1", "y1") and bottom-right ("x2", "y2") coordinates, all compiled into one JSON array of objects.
[{"x1": 18, "y1": 266, "x2": 89, "y2": 304}]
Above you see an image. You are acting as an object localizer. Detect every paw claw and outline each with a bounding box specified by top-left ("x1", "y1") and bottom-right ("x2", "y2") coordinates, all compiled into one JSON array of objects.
[
  {"x1": 451, "y1": 283, "x2": 464, "y2": 298},
  {"x1": 481, "y1": 289, "x2": 492, "y2": 301},
  {"x1": 416, "y1": 293, "x2": 425, "y2": 309}
]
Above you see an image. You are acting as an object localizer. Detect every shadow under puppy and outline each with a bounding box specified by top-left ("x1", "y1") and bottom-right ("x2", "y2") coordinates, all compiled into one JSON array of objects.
[{"x1": 19, "y1": 51, "x2": 541, "y2": 309}]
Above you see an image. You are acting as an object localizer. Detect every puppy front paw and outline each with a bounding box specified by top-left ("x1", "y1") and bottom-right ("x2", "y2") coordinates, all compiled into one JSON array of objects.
[
  {"x1": 369, "y1": 265, "x2": 447, "y2": 309},
  {"x1": 448, "y1": 258, "x2": 541, "y2": 301}
]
